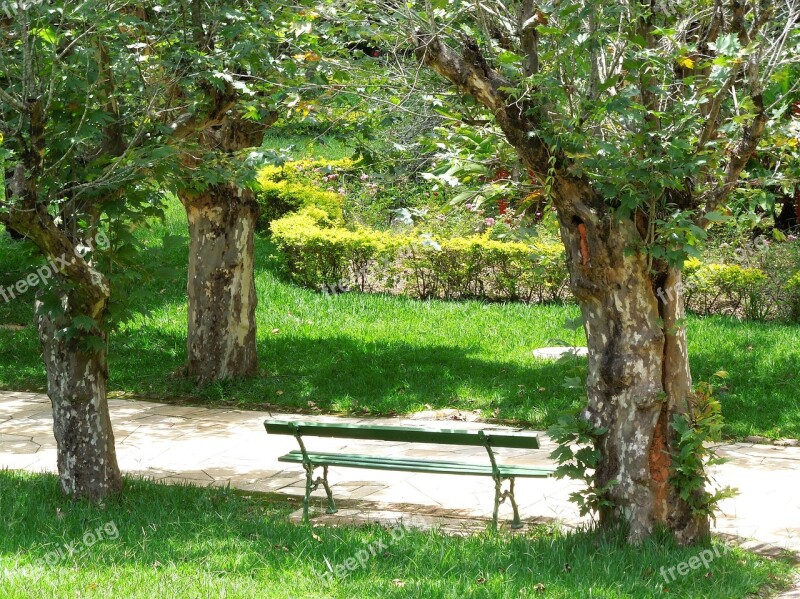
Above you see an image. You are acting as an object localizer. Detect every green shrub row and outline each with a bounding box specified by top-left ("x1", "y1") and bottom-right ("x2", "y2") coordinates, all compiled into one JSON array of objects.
[
  {"x1": 270, "y1": 208, "x2": 570, "y2": 302},
  {"x1": 683, "y1": 258, "x2": 771, "y2": 320},
  {"x1": 787, "y1": 271, "x2": 800, "y2": 322},
  {"x1": 259, "y1": 160, "x2": 800, "y2": 320}
]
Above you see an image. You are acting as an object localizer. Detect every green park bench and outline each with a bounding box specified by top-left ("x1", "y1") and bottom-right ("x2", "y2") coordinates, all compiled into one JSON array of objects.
[{"x1": 264, "y1": 419, "x2": 556, "y2": 529}]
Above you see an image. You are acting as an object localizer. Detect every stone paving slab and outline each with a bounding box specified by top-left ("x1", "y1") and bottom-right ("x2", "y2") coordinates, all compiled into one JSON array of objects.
[{"x1": 1, "y1": 389, "x2": 799, "y2": 594}]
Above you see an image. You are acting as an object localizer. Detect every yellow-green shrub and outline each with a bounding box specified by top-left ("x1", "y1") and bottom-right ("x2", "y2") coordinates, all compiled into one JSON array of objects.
[
  {"x1": 271, "y1": 211, "x2": 570, "y2": 302},
  {"x1": 404, "y1": 235, "x2": 568, "y2": 301},
  {"x1": 270, "y1": 208, "x2": 400, "y2": 291},
  {"x1": 786, "y1": 272, "x2": 800, "y2": 322},
  {"x1": 256, "y1": 180, "x2": 344, "y2": 228},
  {"x1": 257, "y1": 157, "x2": 355, "y2": 186},
  {"x1": 684, "y1": 260, "x2": 768, "y2": 318},
  {"x1": 255, "y1": 158, "x2": 355, "y2": 228}
]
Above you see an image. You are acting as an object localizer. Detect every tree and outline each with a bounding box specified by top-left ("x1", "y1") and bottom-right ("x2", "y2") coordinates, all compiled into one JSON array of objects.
[
  {"x1": 165, "y1": 1, "x2": 270, "y2": 383},
  {"x1": 0, "y1": 1, "x2": 174, "y2": 499},
  {"x1": 328, "y1": 0, "x2": 799, "y2": 543},
  {"x1": 140, "y1": 1, "x2": 326, "y2": 384},
  {"x1": 0, "y1": 0, "x2": 335, "y2": 498}
]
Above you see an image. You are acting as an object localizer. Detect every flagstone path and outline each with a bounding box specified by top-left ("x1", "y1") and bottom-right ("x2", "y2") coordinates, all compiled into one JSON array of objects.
[{"x1": 2, "y1": 390, "x2": 799, "y2": 595}]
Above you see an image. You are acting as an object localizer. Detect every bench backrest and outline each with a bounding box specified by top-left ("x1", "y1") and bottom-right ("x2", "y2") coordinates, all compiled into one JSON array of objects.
[{"x1": 264, "y1": 419, "x2": 540, "y2": 449}]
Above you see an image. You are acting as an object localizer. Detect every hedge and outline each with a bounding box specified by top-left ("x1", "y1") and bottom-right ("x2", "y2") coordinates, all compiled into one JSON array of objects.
[
  {"x1": 259, "y1": 160, "x2": 792, "y2": 320},
  {"x1": 270, "y1": 208, "x2": 570, "y2": 302},
  {"x1": 684, "y1": 258, "x2": 769, "y2": 319}
]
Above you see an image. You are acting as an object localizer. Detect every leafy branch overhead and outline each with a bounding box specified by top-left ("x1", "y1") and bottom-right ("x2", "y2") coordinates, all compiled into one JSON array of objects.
[{"x1": 329, "y1": 0, "x2": 798, "y2": 266}]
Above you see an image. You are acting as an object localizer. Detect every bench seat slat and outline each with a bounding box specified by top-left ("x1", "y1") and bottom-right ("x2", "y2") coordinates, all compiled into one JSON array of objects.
[
  {"x1": 264, "y1": 419, "x2": 540, "y2": 449},
  {"x1": 278, "y1": 450, "x2": 555, "y2": 478}
]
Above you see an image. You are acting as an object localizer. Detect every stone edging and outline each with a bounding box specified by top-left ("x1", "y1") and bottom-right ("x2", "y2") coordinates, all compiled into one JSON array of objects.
[{"x1": 743, "y1": 436, "x2": 800, "y2": 448}]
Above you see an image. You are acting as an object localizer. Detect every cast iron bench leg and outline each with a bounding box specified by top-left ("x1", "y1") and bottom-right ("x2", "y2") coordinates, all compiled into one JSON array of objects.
[
  {"x1": 492, "y1": 476, "x2": 523, "y2": 530},
  {"x1": 321, "y1": 465, "x2": 337, "y2": 514},
  {"x1": 301, "y1": 463, "x2": 338, "y2": 522}
]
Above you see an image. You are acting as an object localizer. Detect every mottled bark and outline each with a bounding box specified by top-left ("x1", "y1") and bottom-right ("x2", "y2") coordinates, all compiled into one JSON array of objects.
[
  {"x1": 35, "y1": 295, "x2": 122, "y2": 501},
  {"x1": 1, "y1": 86, "x2": 123, "y2": 501},
  {"x1": 180, "y1": 184, "x2": 259, "y2": 384},
  {"x1": 173, "y1": 94, "x2": 272, "y2": 384},
  {"x1": 558, "y1": 209, "x2": 707, "y2": 543},
  {"x1": 416, "y1": 33, "x2": 710, "y2": 543}
]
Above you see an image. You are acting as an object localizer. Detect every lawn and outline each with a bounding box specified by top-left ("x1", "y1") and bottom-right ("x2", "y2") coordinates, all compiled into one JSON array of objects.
[
  {"x1": 0, "y1": 470, "x2": 792, "y2": 598},
  {"x1": 0, "y1": 196, "x2": 799, "y2": 440}
]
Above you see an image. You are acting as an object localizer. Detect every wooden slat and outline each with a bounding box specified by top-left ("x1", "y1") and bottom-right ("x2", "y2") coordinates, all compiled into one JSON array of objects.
[
  {"x1": 264, "y1": 419, "x2": 540, "y2": 449},
  {"x1": 278, "y1": 450, "x2": 554, "y2": 478}
]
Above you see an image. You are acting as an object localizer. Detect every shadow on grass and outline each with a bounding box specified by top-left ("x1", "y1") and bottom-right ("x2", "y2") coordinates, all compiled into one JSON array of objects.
[
  {"x1": 106, "y1": 325, "x2": 586, "y2": 427},
  {"x1": 0, "y1": 470, "x2": 792, "y2": 598},
  {"x1": 1, "y1": 226, "x2": 798, "y2": 438}
]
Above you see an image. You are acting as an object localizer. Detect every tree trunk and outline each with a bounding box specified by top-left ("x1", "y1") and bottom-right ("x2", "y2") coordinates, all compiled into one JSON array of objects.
[
  {"x1": 180, "y1": 183, "x2": 259, "y2": 384},
  {"x1": 558, "y1": 208, "x2": 708, "y2": 544},
  {"x1": 415, "y1": 33, "x2": 713, "y2": 543},
  {"x1": 35, "y1": 296, "x2": 122, "y2": 501}
]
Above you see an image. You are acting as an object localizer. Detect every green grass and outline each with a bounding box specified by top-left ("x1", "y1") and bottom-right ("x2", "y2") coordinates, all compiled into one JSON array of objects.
[
  {"x1": 0, "y1": 470, "x2": 792, "y2": 598},
  {"x1": 0, "y1": 198, "x2": 798, "y2": 439}
]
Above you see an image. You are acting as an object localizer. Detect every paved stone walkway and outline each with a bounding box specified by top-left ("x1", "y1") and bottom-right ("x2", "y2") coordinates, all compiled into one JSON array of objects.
[{"x1": 2, "y1": 390, "x2": 799, "y2": 588}]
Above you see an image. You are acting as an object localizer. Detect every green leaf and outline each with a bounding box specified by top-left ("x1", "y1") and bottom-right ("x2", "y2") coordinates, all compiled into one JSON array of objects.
[
  {"x1": 704, "y1": 210, "x2": 731, "y2": 223},
  {"x1": 72, "y1": 315, "x2": 98, "y2": 332},
  {"x1": 33, "y1": 27, "x2": 58, "y2": 45}
]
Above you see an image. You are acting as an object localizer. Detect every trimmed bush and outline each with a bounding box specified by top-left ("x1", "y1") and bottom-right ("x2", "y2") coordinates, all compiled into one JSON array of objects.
[
  {"x1": 257, "y1": 180, "x2": 344, "y2": 228},
  {"x1": 255, "y1": 158, "x2": 355, "y2": 228},
  {"x1": 786, "y1": 272, "x2": 800, "y2": 322},
  {"x1": 257, "y1": 157, "x2": 355, "y2": 186},
  {"x1": 270, "y1": 208, "x2": 400, "y2": 292},
  {"x1": 403, "y1": 235, "x2": 568, "y2": 302},
  {"x1": 684, "y1": 259, "x2": 768, "y2": 318},
  {"x1": 270, "y1": 209, "x2": 569, "y2": 302}
]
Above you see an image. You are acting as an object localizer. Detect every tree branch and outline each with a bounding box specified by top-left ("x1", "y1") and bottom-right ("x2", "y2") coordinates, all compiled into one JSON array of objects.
[
  {"x1": 700, "y1": 93, "x2": 767, "y2": 222},
  {"x1": 413, "y1": 32, "x2": 551, "y2": 174}
]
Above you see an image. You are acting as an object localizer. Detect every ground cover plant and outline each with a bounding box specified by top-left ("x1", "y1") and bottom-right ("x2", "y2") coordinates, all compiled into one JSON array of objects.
[{"x1": 0, "y1": 470, "x2": 793, "y2": 598}]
